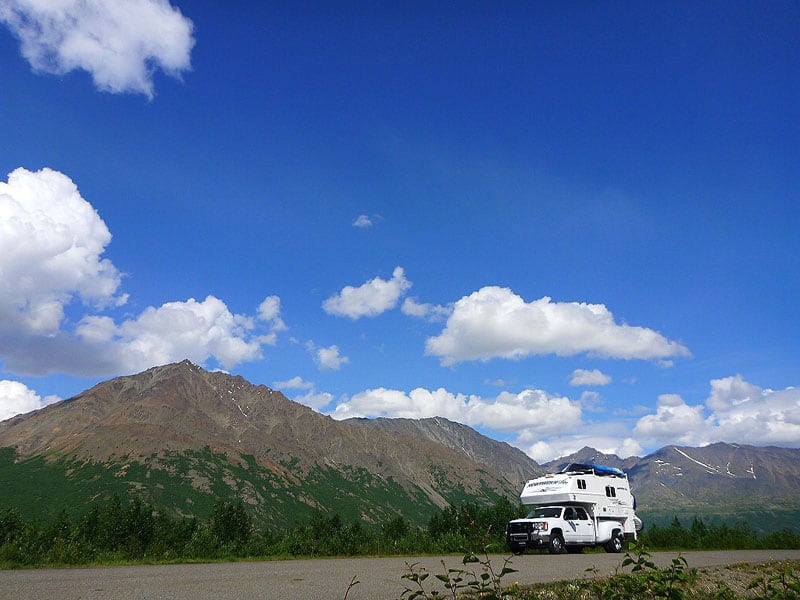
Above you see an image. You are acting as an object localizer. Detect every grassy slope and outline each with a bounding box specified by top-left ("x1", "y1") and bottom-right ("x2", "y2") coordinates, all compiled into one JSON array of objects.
[{"x1": 0, "y1": 447, "x2": 500, "y2": 528}]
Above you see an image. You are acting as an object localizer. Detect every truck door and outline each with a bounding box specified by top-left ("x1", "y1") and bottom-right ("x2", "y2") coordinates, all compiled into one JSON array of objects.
[
  {"x1": 572, "y1": 507, "x2": 594, "y2": 542},
  {"x1": 562, "y1": 507, "x2": 590, "y2": 543}
]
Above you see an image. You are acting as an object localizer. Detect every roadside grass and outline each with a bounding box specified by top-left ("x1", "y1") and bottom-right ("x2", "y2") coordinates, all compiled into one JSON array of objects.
[
  {"x1": 392, "y1": 541, "x2": 800, "y2": 600},
  {"x1": 507, "y1": 559, "x2": 800, "y2": 600}
]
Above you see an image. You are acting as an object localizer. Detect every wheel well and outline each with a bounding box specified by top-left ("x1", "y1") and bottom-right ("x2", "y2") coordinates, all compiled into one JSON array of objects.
[{"x1": 550, "y1": 528, "x2": 563, "y2": 538}]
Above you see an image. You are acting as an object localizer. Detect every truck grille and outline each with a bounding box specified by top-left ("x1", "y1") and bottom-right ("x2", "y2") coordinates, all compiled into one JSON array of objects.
[{"x1": 507, "y1": 522, "x2": 532, "y2": 535}]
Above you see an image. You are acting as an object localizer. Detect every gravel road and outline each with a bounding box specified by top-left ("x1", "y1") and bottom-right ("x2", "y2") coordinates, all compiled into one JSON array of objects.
[{"x1": 2, "y1": 550, "x2": 799, "y2": 600}]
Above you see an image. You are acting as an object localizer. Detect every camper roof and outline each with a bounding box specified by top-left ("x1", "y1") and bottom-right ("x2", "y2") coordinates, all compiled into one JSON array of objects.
[{"x1": 560, "y1": 463, "x2": 625, "y2": 477}]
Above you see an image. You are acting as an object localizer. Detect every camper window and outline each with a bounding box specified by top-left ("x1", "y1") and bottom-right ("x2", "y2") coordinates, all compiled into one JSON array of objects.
[{"x1": 605, "y1": 486, "x2": 617, "y2": 498}]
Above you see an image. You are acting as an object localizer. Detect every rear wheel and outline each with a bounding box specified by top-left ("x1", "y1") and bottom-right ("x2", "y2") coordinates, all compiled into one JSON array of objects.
[
  {"x1": 604, "y1": 532, "x2": 624, "y2": 553},
  {"x1": 548, "y1": 533, "x2": 565, "y2": 554}
]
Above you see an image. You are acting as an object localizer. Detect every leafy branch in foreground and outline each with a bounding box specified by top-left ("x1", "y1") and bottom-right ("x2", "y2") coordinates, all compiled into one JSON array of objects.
[
  {"x1": 747, "y1": 562, "x2": 800, "y2": 600},
  {"x1": 400, "y1": 525, "x2": 517, "y2": 599}
]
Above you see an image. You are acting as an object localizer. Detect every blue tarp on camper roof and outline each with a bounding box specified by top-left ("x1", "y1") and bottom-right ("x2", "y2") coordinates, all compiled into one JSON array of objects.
[{"x1": 561, "y1": 463, "x2": 625, "y2": 477}]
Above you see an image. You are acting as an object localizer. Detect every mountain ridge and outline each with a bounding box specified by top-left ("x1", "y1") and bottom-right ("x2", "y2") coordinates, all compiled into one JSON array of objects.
[
  {"x1": 0, "y1": 361, "x2": 535, "y2": 526},
  {"x1": 1, "y1": 361, "x2": 798, "y2": 529}
]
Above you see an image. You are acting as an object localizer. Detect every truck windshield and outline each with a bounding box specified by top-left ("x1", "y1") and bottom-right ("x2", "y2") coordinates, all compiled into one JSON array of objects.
[{"x1": 526, "y1": 507, "x2": 562, "y2": 519}]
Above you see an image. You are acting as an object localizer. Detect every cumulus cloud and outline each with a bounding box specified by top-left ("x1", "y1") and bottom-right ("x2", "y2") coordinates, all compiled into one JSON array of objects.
[
  {"x1": 0, "y1": 380, "x2": 60, "y2": 421},
  {"x1": 525, "y1": 436, "x2": 643, "y2": 464},
  {"x1": 76, "y1": 295, "x2": 267, "y2": 371},
  {"x1": 322, "y1": 266, "x2": 411, "y2": 319},
  {"x1": 633, "y1": 394, "x2": 710, "y2": 446},
  {"x1": 704, "y1": 376, "x2": 800, "y2": 447},
  {"x1": 330, "y1": 385, "x2": 582, "y2": 441},
  {"x1": 273, "y1": 376, "x2": 334, "y2": 411},
  {"x1": 570, "y1": 368, "x2": 612, "y2": 386},
  {"x1": 706, "y1": 374, "x2": 762, "y2": 412},
  {"x1": 0, "y1": 167, "x2": 284, "y2": 377},
  {"x1": 425, "y1": 287, "x2": 690, "y2": 366},
  {"x1": 0, "y1": 167, "x2": 126, "y2": 336},
  {"x1": 256, "y1": 295, "x2": 287, "y2": 345},
  {"x1": 326, "y1": 374, "x2": 800, "y2": 464},
  {"x1": 631, "y1": 377, "x2": 800, "y2": 450},
  {"x1": 401, "y1": 297, "x2": 451, "y2": 322},
  {"x1": 293, "y1": 390, "x2": 335, "y2": 411},
  {"x1": 273, "y1": 376, "x2": 314, "y2": 390},
  {"x1": 0, "y1": 0, "x2": 194, "y2": 98},
  {"x1": 314, "y1": 344, "x2": 349, "y2": 371}
]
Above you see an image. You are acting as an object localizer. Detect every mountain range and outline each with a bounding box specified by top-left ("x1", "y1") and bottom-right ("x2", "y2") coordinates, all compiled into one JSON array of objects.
[{"x1": 1, "y1": 361, "x2": 798, "y2": 531}]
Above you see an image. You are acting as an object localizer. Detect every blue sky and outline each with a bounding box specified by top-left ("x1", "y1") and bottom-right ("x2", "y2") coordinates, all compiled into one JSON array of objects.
[{"x1": 1, "y1": 1, "x2": 798, "y2": 462}]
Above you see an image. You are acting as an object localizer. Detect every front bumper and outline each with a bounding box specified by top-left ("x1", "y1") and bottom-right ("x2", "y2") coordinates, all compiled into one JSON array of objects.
[{"x1": 507, "y1": 532, "x2": 549, "y2": 548}]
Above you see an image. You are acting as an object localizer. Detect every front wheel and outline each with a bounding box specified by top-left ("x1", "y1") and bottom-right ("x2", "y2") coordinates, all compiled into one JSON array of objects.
[
  {"x1": 548, "y1": 534, "x2": 565, "y2": 554},
  {"x1": 604, "y1": 532, "x2": 624, "y2": 553}
]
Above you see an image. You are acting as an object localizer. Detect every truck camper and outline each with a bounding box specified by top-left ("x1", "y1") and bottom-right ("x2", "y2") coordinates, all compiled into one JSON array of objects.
[{"x1": 506, "y1": 463, "x2": 643, "y2": 554}]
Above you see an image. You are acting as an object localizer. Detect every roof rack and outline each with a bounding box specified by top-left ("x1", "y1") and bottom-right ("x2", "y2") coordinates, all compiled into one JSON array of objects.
[{"x1": 560, "y1": 462, "x2": 625, "y2": 477}]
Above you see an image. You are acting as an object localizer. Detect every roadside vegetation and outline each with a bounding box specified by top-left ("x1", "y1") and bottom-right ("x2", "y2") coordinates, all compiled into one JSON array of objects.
[
  {"x1": 0, "y1": 496, "x2": 798, "y2": 567},
  {"x1": 393, "y1": 543, "x2": 800, "y2": 600}
]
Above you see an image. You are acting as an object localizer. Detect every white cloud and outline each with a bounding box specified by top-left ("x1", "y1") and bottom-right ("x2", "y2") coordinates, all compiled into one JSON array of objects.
[
  {"x1": 325, "y1": 375, "x2": 800, "y2": 465},
  {"x1": 0, "y1": 0, "x2": 194, "y2": 98},
  {"x1": 525, "y1": 437, "x2": 643, "y2": 464},
  {"x1": 706, "y1": 374, "x2": 762, "y2": 412},
  {"x1": 352, "y1": 214, "x2": 373, "y2": 228},
  {"x1": 485, "y1": 378, "x2": 513, "y2": 387},
  {"x1": 293, "y1": 390, "x2": 334, "y2": 411},
  {"x1": 76, "y1": 295, "x2": 268, "y2": 371},
  {"x1": 570, "y1": 368, "x2": 612, "y2": 386},
  {"x1": 0, "y1": 167, "x2": 126, "y2": 336},
  {"x1": 425, "y1": 287, "x2": 690, "y2": 366},
  {"x1": 0, "y1": 380, "x2": 60, "y2": 421},
  {"x1": 633, "y1": 394, "x2": 710, "y2": 447},
  {"x1": 401, "y1": 297, "x2": 451, "y2": 322},
  {"x1": 705, "y1": 377, "x2": 800, "y2": 447},
  {"x1": 330, "y1": 386, "x2": 582, "y2": 438},
  {"x1": 272, "y1": 376, "x2": 334, "y2": 411},
  {"x1": 256, "y1": 295, "x2": 287, "y2": 345},
  {"x1": 0, "y1": 167, "x2": 284, "y2": 377},
  {"x1": 273, "y1": 376, "x2": 314, "y2": 390},
  {"x1": 578, "y1": 390, "x2": 605, "y2": 413},
  {"x1": 323, "y1": 266, "x2": 411, "y2": 319},
  {"x1": 631, "y1": 377, "x2": 800, "y2": 451},
  {"x1": 330, "y1": 387, "x2": 468, "y2": 421},
  {"x1": 315, "y1": 344, "x2": 349, "y2": 371}
]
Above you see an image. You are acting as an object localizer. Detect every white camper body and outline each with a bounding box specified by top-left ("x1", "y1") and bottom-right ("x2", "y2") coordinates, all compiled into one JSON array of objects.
[
  {"x1": 506, "y1": 463, "x2": 642, "y2": 554},
  {"x1": 519, "y1": 463, "x2": 639, "y2": 534}
]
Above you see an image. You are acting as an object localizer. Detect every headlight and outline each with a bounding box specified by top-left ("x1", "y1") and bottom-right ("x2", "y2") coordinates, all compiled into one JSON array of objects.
[{"x1": 532, "y1": 522, "x2": 548, "y2": 531}]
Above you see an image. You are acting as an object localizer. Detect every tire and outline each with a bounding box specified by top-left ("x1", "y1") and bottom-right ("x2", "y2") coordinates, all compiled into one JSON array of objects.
[
  {"x1": 547, "y1": 533, "x2": 565, "y2": 554},
  {"x1": 510, "y1": 544, "x2": 525, "y2": 555},
  {"x1": 604, "y1": 532, "x2": 624, "y2": 553}
]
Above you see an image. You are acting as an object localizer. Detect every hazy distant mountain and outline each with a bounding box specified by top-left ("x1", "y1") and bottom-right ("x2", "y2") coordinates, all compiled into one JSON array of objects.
[
  {"x1": 543, "y1": 446, "x2": 637, "y2": 473},
  {"x1": 543, "y1": 442, "x2": 800, "y2": 528},
  {"x1": 0, "y1": 361, "x2": 533, "y2": 526}
]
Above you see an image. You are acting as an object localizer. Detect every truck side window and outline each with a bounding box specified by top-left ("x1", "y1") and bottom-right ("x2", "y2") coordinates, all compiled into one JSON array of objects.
[{"x1": 575, "y1": 507, "x2": 588, "y2": 520}]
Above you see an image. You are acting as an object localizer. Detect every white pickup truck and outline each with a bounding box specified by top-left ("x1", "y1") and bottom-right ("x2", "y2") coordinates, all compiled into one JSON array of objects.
[{"x1": 505, "y1": 463, "x2": 643, "y2": 554}]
